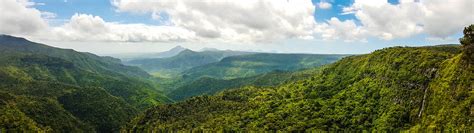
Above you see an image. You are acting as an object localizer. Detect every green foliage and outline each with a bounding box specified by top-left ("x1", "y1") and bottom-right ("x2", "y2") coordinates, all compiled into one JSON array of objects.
[
  {"x1": 169, "y1": 68, "x2": 321, "y2": 101},
  {"x1": 0, "y1": 35, "x2": 171, "y2": 132},
  {"x1": 0, "y1": 92, "x2": 49, "y2": 132},
  {"x1": 126, "y1": 45, "x2": 472, "y2": 131}
]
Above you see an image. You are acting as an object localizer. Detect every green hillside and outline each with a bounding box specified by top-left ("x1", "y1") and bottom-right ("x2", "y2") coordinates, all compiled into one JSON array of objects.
[
  {"x1": 169, "y1": 68, "x2": 321, "y2": 101},
  {"x1": 182, "y1": 53, "x2": 346, "y2": 80},
  {"x1": 126, "y1": 49, "x2": 252, "y2": 78},
  {"x1": 0, "y1": 35, "x2": 171, "y2": 132},
  {"x1": 125, "y1": 44, "x2": 473, "y2": 131},
  {"x1": 0, "y1": 35, "x2": 150, "y2": 79}
]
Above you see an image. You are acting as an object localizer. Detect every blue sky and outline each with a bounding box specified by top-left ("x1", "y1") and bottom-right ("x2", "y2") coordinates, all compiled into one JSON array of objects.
[
  {"x1": 34, "y1": 0, "x2": 157, "y2": 25},
  {"x1": 1, "y1": 0, "x2": 470, "y2": 55}
]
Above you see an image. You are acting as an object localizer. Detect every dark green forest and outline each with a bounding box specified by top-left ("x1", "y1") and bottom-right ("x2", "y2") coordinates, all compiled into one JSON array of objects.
[{"x1": 168, "y1": 68, "x2": 322, "y2": 101}]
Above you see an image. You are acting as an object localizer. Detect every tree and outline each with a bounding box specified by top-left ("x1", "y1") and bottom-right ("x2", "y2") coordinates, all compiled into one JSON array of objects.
[{"x1": 460, "y1": 24, "x2": 474, "y2": 63}]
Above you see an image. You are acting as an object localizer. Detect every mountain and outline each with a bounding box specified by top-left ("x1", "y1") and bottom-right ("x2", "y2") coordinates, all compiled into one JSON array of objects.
[
  {"x1": 0, "y1": 35, "x2": 171, "y2": 132},
  {"x1": 182, "y1": 53, "x2": 347, "y2": 80},
  {"x1": 125, "y1": 49, "x2": 253, "y2": 78},
  {"x1": 168, "y1": 68, "x2": 321, "y2": 101},
  {"x1": 124, "y1": 45, "x2": 472, "y2": 131},
  {"x1": 153, "y1": 46, "x2": 187, "y2": 58},
  {"x1": 109, "y1": 45, "x2": 187, "y2": 61}
]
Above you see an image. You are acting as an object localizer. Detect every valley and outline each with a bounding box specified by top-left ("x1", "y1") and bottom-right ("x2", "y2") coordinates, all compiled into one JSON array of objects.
[{"x1": 1, "y1": 26, "x2": 473, "y2": 132}]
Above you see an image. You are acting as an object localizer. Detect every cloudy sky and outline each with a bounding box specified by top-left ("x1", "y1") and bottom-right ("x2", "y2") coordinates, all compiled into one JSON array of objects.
[{"x1": 0, "y1": 0, "x2": 472, "y2": 55}]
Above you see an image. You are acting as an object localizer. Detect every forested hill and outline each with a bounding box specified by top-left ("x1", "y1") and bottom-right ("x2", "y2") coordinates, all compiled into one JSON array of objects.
[
  {"x1": 181, "y1": 53, "x2": 347, "y2": 80},
  {"x1": 0, "y1": 35, "x2": 150, "y2": 78},
  {"x1": 0, "y1": 35, "x2": 171, "y2": 132},
  {"x1": 125, "y1": 44, "x2": 473, "y2": 131}
]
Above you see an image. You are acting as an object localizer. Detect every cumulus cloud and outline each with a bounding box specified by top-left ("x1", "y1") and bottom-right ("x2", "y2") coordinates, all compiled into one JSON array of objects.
[
  {"x1": 318, "y1": 17, "x2": 367, "y2": 42},
  {"x1": 342, "y1": 0, "x2": 473, "y2": 40},
  {"x1": 49, "y1": 14, "x2": 196, "y2": 42},
  {"x1": 0, "y1": 0, "x2": 48, "y2": 36},
  {"x1": 1, "y1": 0, "x2": 472, "y2": 43},
  {"x1": 112, "y1": 0, "x2": 317, "y2": 42}
]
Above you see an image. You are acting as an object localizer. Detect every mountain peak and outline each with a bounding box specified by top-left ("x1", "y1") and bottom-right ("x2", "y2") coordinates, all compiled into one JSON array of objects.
[{"x1": 170, "y1": 45, "x2": 187, "y2": 51}]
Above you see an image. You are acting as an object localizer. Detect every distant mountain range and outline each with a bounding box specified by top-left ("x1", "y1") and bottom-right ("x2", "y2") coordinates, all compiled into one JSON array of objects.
[
  {"x1": 123, "y1": 45, "x2": 348, "y2": 97},
  {"x1": 108, "y1": 45, "x2": 187, "y2": 61},
  {"x1": 182, "y1": 53, "x2": 348, "y2": 80},
  {"x1": 125, "y1": 49, "x2": 254, "y2": 78}
]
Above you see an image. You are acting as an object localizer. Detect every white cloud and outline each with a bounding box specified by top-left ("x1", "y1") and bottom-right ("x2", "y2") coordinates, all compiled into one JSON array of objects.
[
  {"x1": 49, "y1": 14, "x2": 196, "y2": 42},
  {"x1": 0, "y1": 0, "x2": 196, "y2": 42},
  {"x1": 317, "y1": 17, "x2": 367, "y2": 42},
  {"x1": 0, "y1": 0, "x2": 48, "y2": 36},
  {"x1": 41, "y1": 11, "x2": 57, "y2": 19},
  {"x1": 1, "y1": 0, "x2": 471, "y2": 44},
  {"x1": 112, "y1": 0, "x2": 317, "y2": 42},
  {"x1": 421, "y1": 0, "x2": 474, "y2": 37},
  {"x1": 317, "y1": 1, "x2": 332, "y2": 9},
  {"x1": 341, "y1": 0, "x2": 473, "y2": 40}
]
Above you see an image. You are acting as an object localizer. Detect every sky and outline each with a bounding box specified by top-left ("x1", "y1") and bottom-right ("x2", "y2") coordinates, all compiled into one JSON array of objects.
[{"x1": 0, "y1": 0, "x2": 472, "y2": 55}]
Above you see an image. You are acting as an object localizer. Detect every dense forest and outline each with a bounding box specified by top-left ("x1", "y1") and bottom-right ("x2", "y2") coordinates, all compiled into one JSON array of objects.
[
  {"x1": 124, "y1": 26, "x2": 474, "y2": 131},
  {"x1": 168, "y1": 68, "x2": 322, "y2": 101},
  {"x1": 0, "y1": 35, "x2": 171, "y2": 132}
]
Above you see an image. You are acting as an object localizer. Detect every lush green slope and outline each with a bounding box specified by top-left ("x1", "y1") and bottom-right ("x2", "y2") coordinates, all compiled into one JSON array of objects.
[
  {"x1": 0, "y1": 35, "x2": 150, "y2": 79},
  {"x1": 125, "y1": 49, "x2": 252, "y2": 78},
  {"x1": 182, "y1": 53, "x2": 346, "y2": 80},
  {"x1": 169, "y1": 68, "x2": 321, "y2": 101},
  {"x1": 0, "y1": 35, "x2": 171, "y2": 132},
  {"x1": 125, "y1": 45, "x2": 472, "y2": 131}
]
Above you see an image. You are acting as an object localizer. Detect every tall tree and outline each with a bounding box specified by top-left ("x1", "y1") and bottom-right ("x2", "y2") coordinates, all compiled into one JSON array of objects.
[{"x1": 460, "y1": 24, "x2": 474, "y2": 63}]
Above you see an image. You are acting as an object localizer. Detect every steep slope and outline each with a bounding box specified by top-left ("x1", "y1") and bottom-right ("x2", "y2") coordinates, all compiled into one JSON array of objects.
[
  {"x1": 0, "y1": 71, "x2": 135, "y2": 132},
  {"x1": 0, "y1": 35, "x2": 171, "y2": 108},
  {"x1": 0, "y1": 35, "x2": 171, "y2": 132},
  {"x1": 182, "y1": 53, "x2": 346, "y2": 80},
  {"x1": 126, "y1": 49, "x2": 253, "y2": 78},
  {"x1": 125, "y1": 45, "x2": 472, "y2": 131}
]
